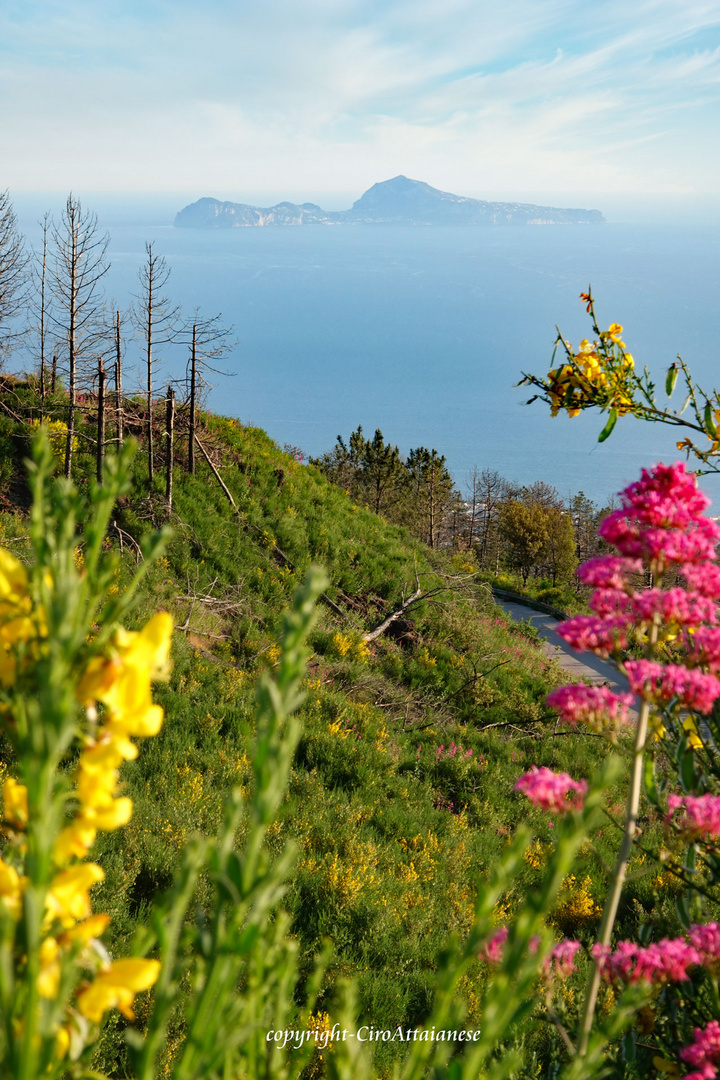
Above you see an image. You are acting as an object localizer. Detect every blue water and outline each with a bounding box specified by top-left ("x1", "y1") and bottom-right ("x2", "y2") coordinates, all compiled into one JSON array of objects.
[{"x1": 17, "y1": 211, "x2": 720, "y2": 505}]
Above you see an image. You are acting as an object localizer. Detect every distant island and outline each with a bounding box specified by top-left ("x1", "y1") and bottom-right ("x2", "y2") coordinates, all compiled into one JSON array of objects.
[{"x1": 174, "y1": 176, "x2": 605, "y2": 228}]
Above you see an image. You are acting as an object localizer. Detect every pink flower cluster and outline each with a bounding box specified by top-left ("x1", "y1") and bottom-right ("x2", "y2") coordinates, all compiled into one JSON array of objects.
[
  {"x1": 482, "y1": 926, "x2": 509, "y2": 965},
  {"x1": 514, "y1": 766, "x2": 587, "y2": 814},
  {"x1": 556, "y1": 614, "x2": 628, "y2": 657},
  {"x1": 577, "y1": 555, "x2": 643, "y2": 590},
  {"x1": 680, "y1": 1020, "x2": 720, "y2": 1080},
  {"x1": 545, "y1": 938, "x2": 581, "y2": 980},
  {"x1": 595, "y1": 463, "x2": 720, "y2": 572},
  {"x1": 592, "y1": 937, "x2": 700, "y2": 985},
  {"x1": 482, "y1": 927, "x2": 580, "y2": 979},
  {"x1": 589, "y1": 588, "x2": 633, "y2": 618},
  {"x1": 632, "y1": 588, "x2": 719, "y2": 629},
  {"x1": 666, "y1": 794, "x2": 720, "y2": 842},
  {"x1": 689, "y1": 923, "x2": 720, "y2": 974},
  {"x1": 624, "y1": 661, "x2": 720, "y2": 713},
  {"x1": 687, "y1": 627, "x2": 720, "y2": 672},
  {"x1": 546, "y1": 685, "x2": 634, "y2": 735},
  {"x1": 599, "y1": 511, "x2": 720, "y2": 572},
  {"x1": 548, "y1": 463, "x2": 720, "y2": 743},
  {"x1": 619, "y1": 462, "x2": 711, "y2": 529}
]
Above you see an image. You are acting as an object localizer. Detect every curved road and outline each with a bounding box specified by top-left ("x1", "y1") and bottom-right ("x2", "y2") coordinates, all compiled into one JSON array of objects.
[{"x1": 495, "y1": 598, "x2": 634, "y2": 700}]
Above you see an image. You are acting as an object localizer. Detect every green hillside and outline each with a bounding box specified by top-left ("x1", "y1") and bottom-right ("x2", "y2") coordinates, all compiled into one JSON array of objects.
[{"x1": 0, "y1": 385, "x2": 629, "y2": 1075}]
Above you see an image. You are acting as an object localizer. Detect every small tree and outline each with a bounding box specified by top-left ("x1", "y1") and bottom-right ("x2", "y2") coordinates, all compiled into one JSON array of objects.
[
  {"x1": 0, "y1": 190, "x2": 29, "y2": 365},
  {"x1": 498, "y1": 499, "x2": 548, "y2": 583},
  {"x1": 538, "y1": 506, "x2": 577, "y2": 586},
  {"x1": 49, "y1": 195, "x2": 110, "y2": 477},
  {"x1": 358, "y1": 428, "x2": 406, "y2": 515},
  {"x1": 310, "y1": 425, "x2": 370, "y2": 499},
  {"x1": 405, "y1": 446, "x2": 456, "y2": 549},
  {"x1": 132, "y1": 243, "x2": 180, "y2": 483}
]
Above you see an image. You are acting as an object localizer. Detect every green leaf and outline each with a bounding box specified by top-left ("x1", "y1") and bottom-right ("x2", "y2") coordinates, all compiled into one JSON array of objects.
[
  {"x1": 675, "y1": 891, "x2": 691, "y2": 930},
  {"x1": 705, "y1": 401, "x2": 718, "y2": 439},
  {"x1": 598, "y1": 409, "x2": 618, "y2": 443},
  {"x1": 643, "y1": 754, "x2": 660, "y2": 807},
  {"x1": 621, "y1": 1029, "x2": 637, "y2": 1064},
  {"x1": 665, "y1": 363, "x2": 678, "y2": 397},
  {"x1": 676, "y1": 738, "x2": 697, "y2": 793},
  {"x1": 679, "y1": 394, "x2": 691, "y2": 415}
]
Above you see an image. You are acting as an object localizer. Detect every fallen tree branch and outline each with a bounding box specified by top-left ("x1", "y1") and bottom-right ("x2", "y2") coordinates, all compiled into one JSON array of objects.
[
  {"x1": 362, "y1": 566, "x2": 480, "y2": 643},
  {"x1": 362, "y1": 584, "x2": 423, "y2": 643},
  {"x1": 195, "y1": 434, "x2": 237, "y2": 508},
  {"x1": 112, "y1": 520, "x2": 143, "y2": 564}
]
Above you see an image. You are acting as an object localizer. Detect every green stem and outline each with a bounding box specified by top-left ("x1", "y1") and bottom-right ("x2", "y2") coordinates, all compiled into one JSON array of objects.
[{"x1": 577, "y1": 618, "x2": 659, "y2": 1057}]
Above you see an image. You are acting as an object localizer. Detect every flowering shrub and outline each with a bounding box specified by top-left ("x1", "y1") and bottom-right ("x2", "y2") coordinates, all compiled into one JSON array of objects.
[
  {"x1": 27, "y1": 417, "x2": 77, "y2": 457},
  {"x1": 515, "y1": 765, "x2": 587, "y2": 814},
  {"x1": 463, "y1": 456, "x2": 720, "y2": 1077},
  {"x1": 520, "y1": 289, "x2": 720, "y2": 473}
]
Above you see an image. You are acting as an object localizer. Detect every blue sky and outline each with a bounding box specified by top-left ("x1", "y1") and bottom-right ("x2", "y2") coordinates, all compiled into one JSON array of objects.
[{"x1": 2, "y1": 0, "x2": 719, "y2": 215}]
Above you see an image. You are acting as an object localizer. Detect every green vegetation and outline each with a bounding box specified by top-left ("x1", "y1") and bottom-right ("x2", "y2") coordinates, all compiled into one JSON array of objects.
[
  {"x1": 0, "y1": 380, "x2": 652, "y2": 1076},
  {"x1": 313, "y1": 433, "x2": 612, "y2": 604}
]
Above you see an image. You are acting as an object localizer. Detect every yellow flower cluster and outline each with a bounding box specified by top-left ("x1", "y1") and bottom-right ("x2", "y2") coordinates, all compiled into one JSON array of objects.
[
  {"x1": 0, "y1": 543, "x2": 171, "y2": 1042},
  {"x1": 27, "y1": 418, "x2": 77, "y2": 457},
  {"x1": 547, "y1": 325, "x2": 635, "y2": 419},
  {"x1": 330, "y1": 631, "x2": 369, "y2": 663},
  {"x1": 0, "y1": 547, "x2": 41, "y2": 688},
  {"x1": 552, "y1": 874, "x2": 601, "y2": 933},
  {"x1": 66, "y1": 612, "x2": 173, "y2": 865}
]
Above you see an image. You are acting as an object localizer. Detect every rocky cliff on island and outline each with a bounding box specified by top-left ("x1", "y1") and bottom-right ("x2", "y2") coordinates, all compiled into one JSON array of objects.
[{"x1": 174, "y1": 176, "x2": 605, "y2": 228}]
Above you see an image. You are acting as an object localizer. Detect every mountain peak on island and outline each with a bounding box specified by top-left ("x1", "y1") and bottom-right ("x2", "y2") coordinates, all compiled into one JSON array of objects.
[{"x1": 174, "y1": 179, "x2": 605, "y2": 229}]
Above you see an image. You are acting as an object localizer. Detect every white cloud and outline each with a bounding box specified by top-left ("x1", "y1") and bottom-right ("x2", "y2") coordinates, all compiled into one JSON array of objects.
[{"x1": 1, "y1": 0, "x2": 718, "y2": 202}]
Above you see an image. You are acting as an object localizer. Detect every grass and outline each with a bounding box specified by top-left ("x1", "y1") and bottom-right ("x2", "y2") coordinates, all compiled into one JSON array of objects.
[{"x1": 0, "y1": 381, "x2": 690, "y2": 1075}]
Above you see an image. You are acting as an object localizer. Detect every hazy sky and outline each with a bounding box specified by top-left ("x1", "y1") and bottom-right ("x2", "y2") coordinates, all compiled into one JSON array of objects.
[{"x1": 2, "y1": 0, "x2": 719, "y2": 212}]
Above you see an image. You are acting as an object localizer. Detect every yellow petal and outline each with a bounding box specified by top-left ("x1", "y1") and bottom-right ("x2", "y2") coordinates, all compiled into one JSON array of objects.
[
  {"x1": 3, "y1": 777, "x2": 28, "y2": 827},
  {"x1": 54, "y1": 825, "x2": 96, "y2": 864},
  {"x1": 91, "y1": 797, "x2": 133, "y2": 831},
  {"x1": 105, "y1": 958, "x2": 161, "y2": 992},
  {"x1": 46, "y1": 863, "x2": 104, "y2": 925},
  {"x1": 61, "y1": 913, "x2": 110, "y2": 946}
]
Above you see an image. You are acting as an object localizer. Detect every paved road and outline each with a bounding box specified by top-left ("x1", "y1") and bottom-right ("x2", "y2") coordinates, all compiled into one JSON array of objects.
[{"x1": 495, "y1": 599, "x2": 633, "y2": 700}]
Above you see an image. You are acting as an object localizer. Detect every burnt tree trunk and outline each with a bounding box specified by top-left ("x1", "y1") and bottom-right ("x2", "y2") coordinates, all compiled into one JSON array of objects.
[
  {"x1": 96, "y1": 361, "x2": 105, "y2": 483},
  {"x1": 115, "y1": 310, "x2": 123, "y2": 444},
  {"x1": 188, "y1": 323, "x2": 197, "y2": 475},
  {"x1": 166, "y1": 385, "x2": 174, "y2": 509}
]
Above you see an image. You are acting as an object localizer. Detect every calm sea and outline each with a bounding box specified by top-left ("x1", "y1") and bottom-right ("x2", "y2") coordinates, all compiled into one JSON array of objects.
[{"x1": 16, "y1": 209, "x2": 720, "y2": 506}]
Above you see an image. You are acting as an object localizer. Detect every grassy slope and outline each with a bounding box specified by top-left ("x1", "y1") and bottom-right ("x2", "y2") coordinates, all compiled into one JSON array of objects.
[{"x1": 0, "y1": 394, "x2": 672, "y2": 1074}]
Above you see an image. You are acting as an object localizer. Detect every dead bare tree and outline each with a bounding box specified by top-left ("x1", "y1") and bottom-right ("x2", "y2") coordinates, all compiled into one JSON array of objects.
[
  {"x1": 131, "y1": 243, "x2": 180, "y2": 483},
  {"x1": 165, "y1": 385, "x2": 175, "y2": 508},
  {"x1": 49, "y1": 195, "x2": 110, "y2": 477},
  {"x1": 98, "y1": 305, "x2": 128, "y2": 448},
  {"x1": 114, "y1": 309, "x2": 124, "y2": 444},
  {"x1": 96, "y1": 360, "x2": 106, "y2": 482},
  {"x1": 32, "y1": 213, "x2": 51, "y2": 408},
  {"x1": 181, "y1": 311, "x2": 235, "y2": 475},
  {"x1": 0, "y1": 190, "x2": 30, "y2": 366}
]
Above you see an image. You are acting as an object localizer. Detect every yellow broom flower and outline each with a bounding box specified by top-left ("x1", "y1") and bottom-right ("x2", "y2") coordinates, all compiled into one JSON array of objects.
[
  {"x1": 46, "y1": 863, "x2": 104, "y2": 927},
  {"x1": 76, "y1": 958, "x2": 161, "y2": 1023}
]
